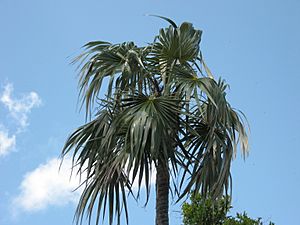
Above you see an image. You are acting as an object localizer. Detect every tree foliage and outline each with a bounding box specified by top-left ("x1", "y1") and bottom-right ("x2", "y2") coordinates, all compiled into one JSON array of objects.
[{"x1": 182, "y1": 194, "x2": 275, "y2": 225}]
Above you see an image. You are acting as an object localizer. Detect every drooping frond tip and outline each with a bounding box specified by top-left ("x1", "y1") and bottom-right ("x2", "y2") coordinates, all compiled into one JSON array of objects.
[{"x1": 146, "y1": 14, "x2": 178, "y2": 28}]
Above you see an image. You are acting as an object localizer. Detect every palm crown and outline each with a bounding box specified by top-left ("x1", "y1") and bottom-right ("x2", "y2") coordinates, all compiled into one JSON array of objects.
[{"x1": 62, "y1": 17, "x2": 248, "y2": 225}]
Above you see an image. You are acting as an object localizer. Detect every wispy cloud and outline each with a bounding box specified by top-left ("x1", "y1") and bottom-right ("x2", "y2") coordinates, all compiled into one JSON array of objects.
[
  {"x1": 0, "y1": 83, "x2": 41, "y2": 129},
  {"x1": 12, "y1": 157, "x2": 82, "y2": 212},
  {"x1": 0, "y1": 82, "x2": 41, "y2": 156},
  {"x1": 0, "y1": 128, "x2": 16, "y2": 156}
]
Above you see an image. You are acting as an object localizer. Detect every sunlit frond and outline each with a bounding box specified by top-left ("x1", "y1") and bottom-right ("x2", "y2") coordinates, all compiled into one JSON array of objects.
[{"x1": 178, "y1": 79, "x2": 249, "y2": 199}]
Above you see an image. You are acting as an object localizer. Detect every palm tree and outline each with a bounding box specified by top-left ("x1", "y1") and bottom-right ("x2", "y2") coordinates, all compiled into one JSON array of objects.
[{"x1": 62, "y1": 17, "x2": 248, "y2": 225}]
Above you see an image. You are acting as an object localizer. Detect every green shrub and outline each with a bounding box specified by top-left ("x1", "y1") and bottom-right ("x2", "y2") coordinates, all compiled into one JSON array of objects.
[{"x1": 182, "y1": 194, "x2": 274, "y2": 225}]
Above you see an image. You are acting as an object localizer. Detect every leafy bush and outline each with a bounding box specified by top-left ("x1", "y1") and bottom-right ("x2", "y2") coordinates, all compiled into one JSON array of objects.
[
  {"x1": 182, "y1": 194, "x2": 274, "y2": 225},
  {"x1": 182, "y1": 194, "x2": 229, "y2": 225},
  {"x1": 224, "y1": 212, "x2": 275, "y2": 225}
]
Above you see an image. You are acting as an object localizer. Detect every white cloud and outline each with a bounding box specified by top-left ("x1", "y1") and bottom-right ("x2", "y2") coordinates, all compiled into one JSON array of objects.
[
  {"x1": 0, "y1": 82, "x2": 41, "y2": 157},
  {"x1": 0, "y1": 129, "x2": 16, "y2": 156},
  {"x1": 13, "y1": 157, "x2": 81, "y2": 212},
  {"x1": 13, "y1": 157, "x2": 156, "y2": 213},
  {"x1": 0, "y1": 83, "x2": 41, "y2": 129}
]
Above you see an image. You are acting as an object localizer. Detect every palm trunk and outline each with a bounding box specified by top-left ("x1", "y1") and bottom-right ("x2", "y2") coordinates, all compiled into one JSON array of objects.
[{"x1": 155, "y1": 159, "x2": 169, "y2": 225}]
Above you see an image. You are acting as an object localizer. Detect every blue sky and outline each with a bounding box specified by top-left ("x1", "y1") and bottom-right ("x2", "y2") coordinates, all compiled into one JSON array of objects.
[{"x1": 0, "y1": 0, "x2": 299, "y2": 224}]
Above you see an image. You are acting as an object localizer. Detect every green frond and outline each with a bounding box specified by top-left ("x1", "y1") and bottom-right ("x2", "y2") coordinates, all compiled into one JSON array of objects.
[
  {"x1": 178, "y1": 79, "x2": 249, "y2": 200},
  {"x1": 62, "y1": 108, "x2": 131, "y2": 225},
  {"x1": 75, "y1": 41, "x2": 151, "y2": 117}
]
